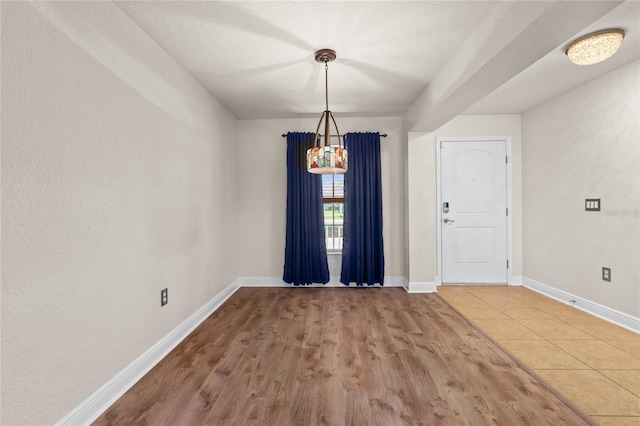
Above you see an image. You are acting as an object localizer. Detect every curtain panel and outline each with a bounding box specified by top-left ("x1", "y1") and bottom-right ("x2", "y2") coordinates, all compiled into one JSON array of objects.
[
  {"x1": 282, "y1": 132, "x2": 330, "y2": 285},
  {"x1": 340, "y1": 132, "x2": 385, "y2": 286}
]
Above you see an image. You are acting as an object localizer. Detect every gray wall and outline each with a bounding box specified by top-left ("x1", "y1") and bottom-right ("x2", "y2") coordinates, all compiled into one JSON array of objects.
[
  {"x1": 406, "y1": 115, "x2": 523, "y2": 285},
  {"x1": 522, "y1": 59, "x2": 640, "y2": 317},
  {"x1": 1, "y1": 3, "x2": 238, "y2": 423},
  {"x1": 236, "y1": 117, "x2": 405, "y2": 279}
]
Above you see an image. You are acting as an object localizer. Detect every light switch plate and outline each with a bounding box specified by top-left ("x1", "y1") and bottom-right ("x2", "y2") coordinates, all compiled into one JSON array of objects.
[{"x1": 585, "y1": 199, "x2": 600, "y2": 211}]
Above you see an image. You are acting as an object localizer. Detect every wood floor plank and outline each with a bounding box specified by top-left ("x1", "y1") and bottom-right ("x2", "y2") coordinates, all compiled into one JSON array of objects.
[
  {"x1": 238, "y1": 396, "x2": 267, "y2": 426},
  {"x1": 95, "y1": 288, "x2": 594, "y2": 425}
]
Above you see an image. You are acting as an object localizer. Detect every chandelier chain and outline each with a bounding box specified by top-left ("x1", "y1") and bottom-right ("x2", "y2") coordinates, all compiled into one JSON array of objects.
[{"x1": 325, "y1": 61, "x2": 329, "y2": 112}]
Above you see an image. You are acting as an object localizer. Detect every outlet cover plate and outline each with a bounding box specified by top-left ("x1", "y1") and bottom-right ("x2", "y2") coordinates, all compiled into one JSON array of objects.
[
  {"x1": 602, "y1": 267, "x2": 611, "y2": 282},
  {"x1": 161, "y1": 288, "x2": 168, "y2": 306}
]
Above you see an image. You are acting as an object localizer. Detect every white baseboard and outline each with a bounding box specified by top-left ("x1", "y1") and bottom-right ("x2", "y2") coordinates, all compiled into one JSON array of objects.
[
  {"x1": 404, "y1": 282, "x2": 438, "y2": 293},
  {"x1": 383, "y1": 276, "x2": 406, "y2": 287},
  {"x1": 239, "y1": 276, "x2": 288, "y2": 287},
  {"x1": 240, "y1": 276, "x2": 405, "y2": 287},
  {"x1": 523, "y1": 277, "x2": 640, "y2": 334},
  {"x1": 436, "y1": 275, "x2": 522, "y2": 286},
  {"x1": 57, "y1": 279, "x2": 241, "y2": 426}
]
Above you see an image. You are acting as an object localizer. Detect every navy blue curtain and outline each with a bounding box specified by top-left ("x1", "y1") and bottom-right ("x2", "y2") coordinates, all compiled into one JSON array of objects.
[
  {"x1": 340, "y1": 132, "x2": 385, "y2": 286},
  {"x1": 283, "y1": 132, "x2": 330, "y2": 285}
]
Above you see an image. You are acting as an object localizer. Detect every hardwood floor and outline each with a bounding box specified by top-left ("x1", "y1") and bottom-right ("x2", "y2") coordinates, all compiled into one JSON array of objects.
[{"x1": 95, "y1": 288, "x2": 593, "y2": 425}]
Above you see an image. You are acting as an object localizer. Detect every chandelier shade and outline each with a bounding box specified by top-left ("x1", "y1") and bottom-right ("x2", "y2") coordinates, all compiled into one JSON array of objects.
[
  {"x1": 306, "y1": 49, "x2": 347, "y2": 175},
  {"x1": 307, "y1": 145, "x2": 348, "y2": 174}
]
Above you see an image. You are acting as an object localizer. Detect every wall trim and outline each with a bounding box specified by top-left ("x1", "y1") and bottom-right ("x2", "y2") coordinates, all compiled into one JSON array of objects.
[
  {"x1": 240, "y1": 276, "x2": 405, "y2": 287},
  {"x1": 57, "y1": 279, "x2": 241, "y2": 426},
  {"x1": 240, "y1": 276, "x2": 288, "y2": 287},
  {"x1": 523, "y1": 277, "x2": 640, "y2": 334},
  {"x1": 405, "y1": 282, "x2": 438, "y2": 293}
]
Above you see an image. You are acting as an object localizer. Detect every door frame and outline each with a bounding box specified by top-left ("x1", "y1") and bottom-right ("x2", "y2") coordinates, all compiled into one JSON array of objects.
[{"x1": 436, "y1": 137, "x2": 513, "y2": 286}]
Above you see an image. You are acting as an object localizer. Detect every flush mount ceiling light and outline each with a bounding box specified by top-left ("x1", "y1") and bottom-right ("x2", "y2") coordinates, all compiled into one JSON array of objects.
[
  {"x1": 307, "y1": 49, "x2": 347, "y2": 175},
  {"x1": 565, "y1": 29, "x2": 625, "y2": 65}
]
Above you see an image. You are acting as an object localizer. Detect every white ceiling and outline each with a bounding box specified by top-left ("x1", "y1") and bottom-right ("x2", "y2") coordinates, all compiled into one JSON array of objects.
[
  {"x1": 466, "y1": 0, "x2": 640, "y2": 115},
  {"x1": 115, "y1": 1, "x2": 640, "y2": 125}
]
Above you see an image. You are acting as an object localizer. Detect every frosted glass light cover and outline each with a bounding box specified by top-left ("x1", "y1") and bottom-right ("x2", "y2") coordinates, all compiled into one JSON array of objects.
[{"x1": 566, "y1": 29, "x2": 625, "y2": 65}]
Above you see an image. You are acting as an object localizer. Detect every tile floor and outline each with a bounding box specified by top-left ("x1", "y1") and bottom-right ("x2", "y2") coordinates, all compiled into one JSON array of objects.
[{"x1": 437, "y1": 285, "x2": 640, "y2": 426}]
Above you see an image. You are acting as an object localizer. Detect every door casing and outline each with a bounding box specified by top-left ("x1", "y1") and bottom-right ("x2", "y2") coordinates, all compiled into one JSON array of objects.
[{"x1": 436, "y1": 137, "x2": 513, "y2": 286}]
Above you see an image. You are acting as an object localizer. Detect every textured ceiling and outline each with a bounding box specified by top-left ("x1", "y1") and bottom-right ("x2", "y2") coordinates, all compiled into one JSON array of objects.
[
  {"x1": 466, "y1": 0, "x2": 640, "y2": 115},
  {"x1": 115, "y1": 1, "x2": 639, "y2": 122}
]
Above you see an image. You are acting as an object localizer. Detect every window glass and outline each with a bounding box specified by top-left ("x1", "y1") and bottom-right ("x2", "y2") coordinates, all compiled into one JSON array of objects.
[
  {"x1": 322, "y1": 173, "x2": 344, "y2": 198},
  {"x1": 322, "y1": 174, "x2": 344, "y2": 250}
]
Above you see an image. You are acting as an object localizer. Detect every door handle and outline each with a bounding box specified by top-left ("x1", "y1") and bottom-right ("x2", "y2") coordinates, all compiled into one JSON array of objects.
[{"x1": 443, "y1": 218, "x2": 455, "y2": 224}]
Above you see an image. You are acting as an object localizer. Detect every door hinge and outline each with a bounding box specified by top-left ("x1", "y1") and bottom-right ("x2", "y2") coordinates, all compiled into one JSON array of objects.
[
  {"x1": 506, "y1": 155, "x2": 508, "y2": 164},
  {"x1": 507, "y1": 260, "x2": 509, "y2": 268},
  {"x1": 506, "y1": 207, "x2": 509, "y2": 216}
]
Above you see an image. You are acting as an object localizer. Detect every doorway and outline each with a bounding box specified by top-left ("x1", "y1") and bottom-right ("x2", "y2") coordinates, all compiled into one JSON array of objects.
[{"x1": 437, "y1": 138, "x2": 511, "y2": 284}]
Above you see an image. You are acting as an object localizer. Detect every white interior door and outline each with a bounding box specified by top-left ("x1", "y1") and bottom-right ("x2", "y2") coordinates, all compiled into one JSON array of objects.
[{"x1": 440, "y1": 140, "x2": 507, "y2": 283}]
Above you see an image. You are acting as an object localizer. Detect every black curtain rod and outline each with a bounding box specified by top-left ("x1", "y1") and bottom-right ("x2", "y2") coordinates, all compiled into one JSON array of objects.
[{"x1": 281, "y1": 133, "x2": 387, "y2": 138}]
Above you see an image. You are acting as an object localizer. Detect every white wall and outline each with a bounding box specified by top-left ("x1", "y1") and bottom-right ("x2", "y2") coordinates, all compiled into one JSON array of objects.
[
  {"x1": 236, "y1": 117, "x2": 405, "y2": 279},
  {"x1": 1, "y1": 2, "x2": 238, "y2": 424},
  {"x1": 522, "y1": 59, "x2": 640, "y2": 317},
  {"x1": 407, "y1": 115, "x2": 523, "y2": 284}
]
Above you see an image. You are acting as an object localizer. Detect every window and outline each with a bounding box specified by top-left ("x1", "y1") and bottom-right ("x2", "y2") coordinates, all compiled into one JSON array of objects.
[{"x1": 322, "y1": 174, "x2": 344, "y2": 251}]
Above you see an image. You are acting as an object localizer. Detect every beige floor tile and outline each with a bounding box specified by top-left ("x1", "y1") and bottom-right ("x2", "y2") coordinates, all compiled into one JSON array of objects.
[
  {"x1": 551, "y1": 340, "x2": 640, "y2": 369},
  {"x1": 438, "y1": 290, "x2": 482, "y2": 305},
  {"x1": 518, "y1": 319, "x2": 594, "y2": 340},
  {"x1": 498, "y1": 286, "x2": 533, "y2": 295},
  {"x1": 496, "y1": 304, "x2": 555, "y2": 320},
  {"x1": 536, "y1": 303, "x2": 593, "y2": 320},
  {"x1": 607, "y1": 340, "x2": 640, "y2": 359},
  {"x1": 536, "y1": 369, "x2": 640, "y2": 416},
  {"x1": 457, "y1": 285, "x2": 640, "y2": 419},
  {"x1": 599, "y1": 370, "x2": 640, "y2": 397},
  {"x1": 452, "y1": 303, "x2": 510, "y2": 320},
  {"x1": 505, "y1": 289, "x2": 558, "y2": 305},
  {"x1": 474, "y1": 293, "x2": 524, "y2": 307},
  {"x1": 592, "y1": 416, "x2": 640, "y2": 426},
  {"x1": 471, "y1": 319, "x2": 543, "y2": 340},
  {"x1": 436, "y1": 285, "x2": 468, "y2": 295},
  {"x1": 567, "y1": 318, "x2": 640, "y2": 341},
  {"x1": 498, "y1": 339, "x2": 589, "y2": 369},
  {"x1": 463, "y1": 285, "x2": 508, "y2": 295}
]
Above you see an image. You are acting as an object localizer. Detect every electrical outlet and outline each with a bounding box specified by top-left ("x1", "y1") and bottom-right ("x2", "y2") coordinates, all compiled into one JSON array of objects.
[
  {"x1": 161, "y1": 288, "x2": 168, "y2": 306},
  {"x1": 602, "y1": 267, "x2": 611, "y2": 282}
]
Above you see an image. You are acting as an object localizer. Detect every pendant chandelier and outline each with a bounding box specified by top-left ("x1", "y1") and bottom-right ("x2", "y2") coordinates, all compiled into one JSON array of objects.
[{"x1": 307, "y1": 49, "x2": 347, "y2": 174}]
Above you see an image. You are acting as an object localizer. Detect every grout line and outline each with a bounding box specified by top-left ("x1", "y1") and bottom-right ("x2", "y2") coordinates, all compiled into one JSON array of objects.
[
  {"x1": 594, "y1": 369, "x2": 640, "y2": 399},
  {"x1": 439, "y1": 285, "x2": 640, "y2": 421},
  {"x1": 437, "y1": 293, "x2": 597, "y2": 425}
]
